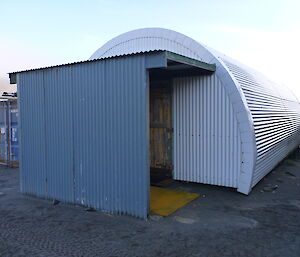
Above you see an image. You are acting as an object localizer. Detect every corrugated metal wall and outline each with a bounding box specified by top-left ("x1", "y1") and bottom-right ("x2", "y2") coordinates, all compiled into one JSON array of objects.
[
  {"x1": 18, "y1": 55, "x2": 149, "y2": 218},
  {"x1": 222, "y1": 59, "x2": 300, "y2": 186},
  {"x1": 88, "y1": 28, "x2": 258, "y2": 193},
  {"x1": 89, "y1": 27, "x2": 300, "y2": 193},
  {"x1": 173, "y1": 74, "x2": 241, "y2": 188}
]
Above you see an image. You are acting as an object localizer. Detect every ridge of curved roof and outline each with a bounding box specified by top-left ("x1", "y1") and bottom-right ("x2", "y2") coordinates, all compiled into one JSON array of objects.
[{"x1": 90, "y1": 27, "x2": 297, "y2": 103}]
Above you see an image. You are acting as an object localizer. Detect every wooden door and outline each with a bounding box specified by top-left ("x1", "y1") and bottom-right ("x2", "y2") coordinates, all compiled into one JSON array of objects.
[{"x1": 150, "y1": 86, "x2": 173, "y2": 170}]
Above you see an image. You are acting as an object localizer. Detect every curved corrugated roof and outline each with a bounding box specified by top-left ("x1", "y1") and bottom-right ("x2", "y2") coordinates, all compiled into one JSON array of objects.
[{"x1": 90, "y1": 28, "x2": 300, "y2": 193}]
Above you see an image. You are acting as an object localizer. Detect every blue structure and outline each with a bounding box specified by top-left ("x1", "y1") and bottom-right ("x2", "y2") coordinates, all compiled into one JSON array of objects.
[
  {"x1": 10, "y1": 51, "x2": 212, "y2": 218},
  {"x1": 0, "y1": 99, "x2": 19, "y2": 166},
  {"x1": 0, "y1": 101, "x2": 7, "y2": 162},
  {"x1": 9, "y1": 28, "x2": 300, "y2": 218}
]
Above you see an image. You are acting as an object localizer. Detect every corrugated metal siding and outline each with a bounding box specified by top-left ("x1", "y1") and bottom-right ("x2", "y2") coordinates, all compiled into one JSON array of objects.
[
  {"x1": 88, "y1": 27, "x2": 300, "y2": 192},
  {"x1": 173, "y1": 74, "x2": 241, "y2": 188},
  {"x1": 89, "y1": 28, "x2": 258, "y2": 194},
  {"x1": 222, "y1": 59, "x2": 300, "y2": 186},
  {"x1": 43, "y1": 67, "x2": 74, "y2": 202},
  {"x1": 18, "y1": 26, "x2": 300, "y2": 195},
  {"x1": 18, "y1": 71, "x2": 46, "y2": 197},
  {"x1": 18, "y1": 55, "x2": 149, "y2": 218}
]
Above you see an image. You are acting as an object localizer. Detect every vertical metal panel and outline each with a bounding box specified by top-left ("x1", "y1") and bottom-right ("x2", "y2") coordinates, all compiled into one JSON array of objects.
[
  {"x1": 18, "y1": 71, "x2": 47, "y2": 197},
  {"x1": 44, "y1": 67, "x2": 74, "y2": 202},
  {"x1": 18, "y1": 55, "x2": 149, "y2": 218},
  {"x1": 173, "y1": 74, "x2": 241, "y2": 188}
]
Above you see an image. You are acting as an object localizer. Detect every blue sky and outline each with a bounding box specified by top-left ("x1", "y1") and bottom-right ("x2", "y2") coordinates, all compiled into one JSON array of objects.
[{"x1": 1, "y1": 0, "x2": 299, "y2": 96}]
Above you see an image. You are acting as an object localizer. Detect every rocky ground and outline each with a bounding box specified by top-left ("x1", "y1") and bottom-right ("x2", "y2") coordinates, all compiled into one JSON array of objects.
[{"x1": 0, "y1": 149, "x2": 300, "y2": 257}]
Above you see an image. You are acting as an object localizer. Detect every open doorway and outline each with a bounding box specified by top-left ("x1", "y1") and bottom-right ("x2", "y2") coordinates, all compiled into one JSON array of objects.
[
  {"x1": 147, "y1": 52, "x2": 216, "y2": 216},
  {"x1": 149, "y1": 76, "x2": 173, "y2": 185},
  {"x1": 148, "y1": 74, "x2": 200, "y2": 217}
]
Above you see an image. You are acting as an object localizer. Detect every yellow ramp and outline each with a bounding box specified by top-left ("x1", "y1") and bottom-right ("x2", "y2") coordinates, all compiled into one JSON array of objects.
[{"x1": 150, "y1": 186, "x2": 199, "y2": 216}]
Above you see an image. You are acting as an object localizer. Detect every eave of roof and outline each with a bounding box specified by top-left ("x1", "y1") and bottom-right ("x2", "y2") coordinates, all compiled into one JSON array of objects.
[{"x1": 9, "y1": 50, "x2": 216, "y2": 84}]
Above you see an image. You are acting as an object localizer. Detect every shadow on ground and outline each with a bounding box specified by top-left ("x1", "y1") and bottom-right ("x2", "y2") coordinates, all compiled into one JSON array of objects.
[{"x1": 0, "y1": 149, "x2": 300, "y2": 256}]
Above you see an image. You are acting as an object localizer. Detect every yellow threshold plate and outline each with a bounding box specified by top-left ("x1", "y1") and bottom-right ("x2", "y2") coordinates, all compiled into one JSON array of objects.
[{"x1": 150, "y1": 186, "x2": 199, "y2": 216}]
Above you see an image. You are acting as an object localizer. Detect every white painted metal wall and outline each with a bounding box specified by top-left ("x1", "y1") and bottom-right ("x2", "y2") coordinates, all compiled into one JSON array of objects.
[
  {"x1": 90, "y1": 27, "x2": 300, "y2": 194},
  {"x1": 221, "y1": 58, "x2": 300, "y2": 186},
  {"x1": 173, "y1": 75, "x2": 241, "y2": 187}
]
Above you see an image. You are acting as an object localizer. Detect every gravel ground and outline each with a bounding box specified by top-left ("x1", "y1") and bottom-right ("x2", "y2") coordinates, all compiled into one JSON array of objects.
[{"x1": 0, "y1": 149, "x2": 300, "y2": 257}]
